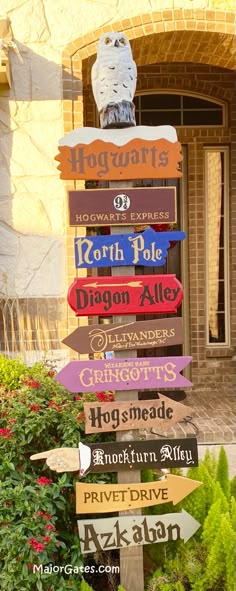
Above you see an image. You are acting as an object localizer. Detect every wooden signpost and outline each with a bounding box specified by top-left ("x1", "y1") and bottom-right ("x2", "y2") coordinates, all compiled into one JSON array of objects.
[
  {"x1": 55, "y1": 126, "x2": 183, "y2": 181},
  {"x1": 77, "y1": 511, "x2": 201, "y2": 554},
  {"x1": 83, "y1": 394, "x2": 193, "y2": 434},
  {"x1": 76, "y1": 475, "x2": 201, "y2": 513},
  {"x1": 55, "y1": 357, "x2": 193, "y2": 393},
  {"x1": 74, "y1": 228, "x2": 185, "y2": 268},
  {"x1": 67, "y1": 274, "x2": 183, "y2": 316},
  {"x1": 68, "y1": 187, "x2": 176, "y2": 226},
  {"x1": 62, "y1": 317, "x2": 184, "y2": 355}
]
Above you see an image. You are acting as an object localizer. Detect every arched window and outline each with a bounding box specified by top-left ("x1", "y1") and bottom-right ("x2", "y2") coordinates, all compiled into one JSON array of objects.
[{"x1": 134, "y1": 93, "x2": 225, "y2": 127}]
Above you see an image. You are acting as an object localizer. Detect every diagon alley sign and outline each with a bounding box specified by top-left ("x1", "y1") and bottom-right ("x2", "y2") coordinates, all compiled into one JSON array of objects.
[
  {"x1": 75, "y1": 475, "x2": 202, "y2": 513},
  {"x1": 67, "y1": 275, "x2": 183, "y2": 316},
  {"x1": 77, "y1": 511, "x2": 201, "y2": 554},
  {"x1": 74, "y1": 229, "x2": 185, "y2": 268},
  {"x1": 78, "y1": 437, "x2": 198, "y2": 474},
  {"x1": 68, "y1": 187, "x2": 176, "y2": 226},
  {"x1": 83, "y1": 394, "x2": 193, "y2": 434},
  {"x1": 55, "y1": 358, "x2": 193, "y2": 394},
  {"x1": 62, "y1": 317, "x2": 184, "y2": 355}
]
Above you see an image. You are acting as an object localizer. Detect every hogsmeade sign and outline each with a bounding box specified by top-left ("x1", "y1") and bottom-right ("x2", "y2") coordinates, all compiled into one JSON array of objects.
[
  {"x1": 55, "y1": 126, "x2": 183, "y2": 181},
  {"x1": 56, "y1": 358, "x2": 192, "y2": 394},
  {"x1": 67, "y1": 275, "x2": 183, "y2": 316},
  {"x1": 69, "y1": 187, "x2": 176, "y2": 226},
  {"x1": 62, "y1": 317, "x2": 184, "y2": 355},
  {"x1": 83, "y1": 395, "x2": 193, "y2": 434},
  {"x1": 74, "y1": 229, "x2": 185, "y2": 268},
  {"x1": 78, "y1": 512, "x2": 201, "y2": 554},
  {"x1": 76, "y1": 475, "x2": 201, "y2": 513}
]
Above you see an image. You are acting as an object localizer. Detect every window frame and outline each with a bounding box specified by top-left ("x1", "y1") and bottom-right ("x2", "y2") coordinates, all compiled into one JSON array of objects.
[{"x1": 204, "y1": 146, "x2": 230, "y2": 348}]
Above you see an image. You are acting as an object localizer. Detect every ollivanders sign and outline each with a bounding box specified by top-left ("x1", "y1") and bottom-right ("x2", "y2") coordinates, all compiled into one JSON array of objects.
[
  {"x1": 83, "y1": 395, "x2": 193, "y2": 434},
  {"x1": 67, "y1": 275, "x2": 183, "y2": 317},
  {"x1": 77, "y1": 511, "x2": 201, "y2": 554},
  {"x1": 56, "y1": 358, "x2": 193, "y2": 394},
  {"x1": 74, "y1": 228, "x2": 185, "y2": 268},
  {"x1": 55, "y1": 126, "x2": 182, "y2": 181},
  {"x1": 69, "y1": 187, "x2": 176, "y2": 227},
  {"x1": 76, "y1": 475, "x2": 201, "y2": 513},
  {"x1": 81, "y1": 438, "x2": 198, "y2": 474},
  {"x1": 62, "y1": 317, "x2": 184, "y2": 355}
]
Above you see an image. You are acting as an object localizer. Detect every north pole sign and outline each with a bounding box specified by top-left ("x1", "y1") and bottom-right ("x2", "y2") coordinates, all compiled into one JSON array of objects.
[
  {"x1": 77, "y1": 511, "x2": 201, "y2": 554},
  {"x1": 68, "y1": 187, "x2": 176, "y2": 227},
  {"x1": 83, "y1": 394, "x2": 193, "y2": 433},
  {"x1": 76, "y1": 475, "x2": 201, "y2": 513},
  {"x1": 74, "y1": 229, "x2": 185, "y2": 268},
  {"x1": 55, "y1": 358, "x2": 193, "y2": 394},
  {"x1": 62, "y1": 317, "x2": 184, "y2": 355},
  {"x1": 55, "y1": 126, "x2": 182, "y2": 181},
  {"x1": 67, "y1": 275, "x2": 183, "y2": 316}
]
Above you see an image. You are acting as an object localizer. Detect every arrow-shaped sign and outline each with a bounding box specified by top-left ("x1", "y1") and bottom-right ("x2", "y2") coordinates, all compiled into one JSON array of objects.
[
  {"x1": 77, "y1": 510, "x2": 201, "y2": 553},
  {"x1": 55, "y1": 357, "x2": 192, "y2": 393},
  {"x1": 76, "y1": 474, "x2": 202, "y2": 514}
]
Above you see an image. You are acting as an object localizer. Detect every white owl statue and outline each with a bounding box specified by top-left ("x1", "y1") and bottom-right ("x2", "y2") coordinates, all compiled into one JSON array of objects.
[{"x1": 91, "y1": 32, "x2": 137, "y2": 129}]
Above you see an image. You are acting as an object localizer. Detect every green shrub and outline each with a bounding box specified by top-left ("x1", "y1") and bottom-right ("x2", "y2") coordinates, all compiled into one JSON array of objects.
[{"x1": 216, "y1": 446, "x2": 230, "y2": 498}]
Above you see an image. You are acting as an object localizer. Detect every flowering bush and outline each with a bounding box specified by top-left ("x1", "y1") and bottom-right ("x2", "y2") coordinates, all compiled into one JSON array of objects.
[{"x1": 0, "y1": 355, "x2": 116, "y2": 591}]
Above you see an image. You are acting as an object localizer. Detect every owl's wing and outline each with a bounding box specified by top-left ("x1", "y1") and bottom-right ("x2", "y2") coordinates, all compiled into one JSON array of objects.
[
  {"x1": 91, "y1": 59, "x2": 101, "y2": 110},
  {"x1": 130, "y1": 59, "x2": 137, "y2": 99}
]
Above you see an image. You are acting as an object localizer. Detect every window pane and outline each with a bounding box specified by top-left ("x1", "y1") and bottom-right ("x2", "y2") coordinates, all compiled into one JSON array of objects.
[
  {"x1": 183, "y1": 96, "x2": 218, "y2": 109},
  {"x1": 141, "y1": 94, "x2": 181, "y2": 109},
  {"x1": 206, "y1": 151, "x2": 227, "y2": 344},
  {"x1": 183, "y1": 109, "x2": 222, "y2": 125},
  {"x1": 141, "y1": 110, "x2": 181, "y2": 126}
]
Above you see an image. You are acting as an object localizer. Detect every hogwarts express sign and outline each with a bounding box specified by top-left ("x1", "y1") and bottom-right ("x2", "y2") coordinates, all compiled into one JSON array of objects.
[
  {"x1": 62, "y1": 317, "x2": 184, "y2": 355},
  {"x1": 69, "y1": 187, "x2": 176, "y2": 226},
  {"x1": 67, "y1": 275, "x2": 183, "y2": 316}
]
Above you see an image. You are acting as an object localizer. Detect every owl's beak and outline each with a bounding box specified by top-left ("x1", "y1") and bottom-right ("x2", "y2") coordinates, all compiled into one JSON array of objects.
[{"x1": 114, "y1": 39, "x2": 119, "y2": 47}]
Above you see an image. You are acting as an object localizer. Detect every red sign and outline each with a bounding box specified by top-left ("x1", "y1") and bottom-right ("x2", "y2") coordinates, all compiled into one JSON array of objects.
[{"x1": 67, "y1": 275, "x2": 183, "y2": 317}]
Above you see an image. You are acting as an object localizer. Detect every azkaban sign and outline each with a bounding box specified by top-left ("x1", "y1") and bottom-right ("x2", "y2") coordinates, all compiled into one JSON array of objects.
[{"x1": 67, "y1": 275, "x2": 183, "y2": 316}]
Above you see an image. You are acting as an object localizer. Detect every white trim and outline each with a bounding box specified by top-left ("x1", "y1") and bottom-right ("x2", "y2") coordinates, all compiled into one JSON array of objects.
[{"x1": 204, "y1": 146, "x2": 230, "y2": 347}]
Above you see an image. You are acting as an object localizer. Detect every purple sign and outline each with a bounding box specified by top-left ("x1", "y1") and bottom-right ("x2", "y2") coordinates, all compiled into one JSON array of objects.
[{"x1": 56, "y1": 356, "x2": 192, "y2": 393}]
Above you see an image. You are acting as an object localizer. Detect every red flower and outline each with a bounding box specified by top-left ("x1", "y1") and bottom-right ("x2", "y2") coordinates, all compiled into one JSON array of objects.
[
  {"x1": 30, "y1": 404, "x2": 41, "y2": 411},
  {"x1": 48, "y1": 401, "x2": 56, "y2": 408},
  {"x1": 45, "y1": 524, "x2": 56, "y2": 531},
  {"x1": 28, "y1": 537, "x2": 45, "y2": 552},
  {"x1": 20, "y1": 398, "x2": 26, "y2": 403},
  {"x1": 0, "y1": 428, "x2": 12, "y2": 438},
  {"x1": 74, "y1": 395, "x2": 81, "y2": 400},
  {"x1": 34, "y1": 511, "x2": 52, "y2": 520},
  {"x1": 77, "y1": 412, "x2": 85, "y2": 423},
  {"x1": 36, "y1": 476, "x2": 52, "y2": 486},
  {"x1": 25, "y1": 381, "x2": 41, "y2": 388},
  {"x1": 95, "y1": 391, "x2": 115, "y2": 402},
  {"x1": 47, "y1": 371, "x2": 55, "y2": 377},
  {"x1": 41, "y1": 536, "x2": 51, "y2": 543},
  {"x1": 1, "y1": 411, "x2": 7, "y2": 417},
  {"x1": 56, "y1": 405, "x2": 62, "y2": 412},
  {"x1": 9, "y1": 419, "x2": 16, "y2": 424}
]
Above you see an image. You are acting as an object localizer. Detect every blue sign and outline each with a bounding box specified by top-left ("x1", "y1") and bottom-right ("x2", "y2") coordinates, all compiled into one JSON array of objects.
[{"x1": 74, "y1": 229, "x2": 185, "y2": 268}]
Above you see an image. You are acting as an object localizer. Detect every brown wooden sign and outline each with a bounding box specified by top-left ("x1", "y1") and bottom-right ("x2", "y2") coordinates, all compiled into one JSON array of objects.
[
  {"x1": 68, "y1": 187, "x2": 176, "y2": 226},
  {"x1": 76, "y1": 474, "x2": 201, "y2": 513},
  {"x1": 55, "y1": 126, "x2": 182, "y2": 180},
  {"x1": 62, "y1": 317, "x2": 184, "y2": 355},
  {"x1": 83, "y1": 394, "x2": 193, "y2": 434},
  {"x1": 77, "y1": 511, "x2": 201, "y2": 553}
]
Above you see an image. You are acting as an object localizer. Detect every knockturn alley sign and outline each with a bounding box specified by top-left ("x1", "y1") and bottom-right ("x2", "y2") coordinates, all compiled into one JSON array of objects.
[
  {"x1": 69, "y1": 187, "x2": 176, "y2": 226},
  {"x1": 62, "y1": 317, "x2": 184, "y2": 355},
  {"x1": 67, "y1": 275, "x2": 183, "y2": 316},
  {"x1": 55, "y1": 126, "x2": 183, "y2": 181}
]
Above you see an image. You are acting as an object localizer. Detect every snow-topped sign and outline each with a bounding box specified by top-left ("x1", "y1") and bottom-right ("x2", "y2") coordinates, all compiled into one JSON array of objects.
[{"x1": 55, "y1": 126, "x2": 183, "y2": 180}]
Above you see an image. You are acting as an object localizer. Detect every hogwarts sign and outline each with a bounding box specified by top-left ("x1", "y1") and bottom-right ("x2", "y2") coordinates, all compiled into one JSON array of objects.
[
  {"x1": 67, "y1": 275, "x2": 183, "y2": 316},
  {"x1": 74, "y1": 228, "x2": 185, "y2": 268},
  {"x1": 76, "y1": 475, "x2": 201, "y2": 513},
  {"x1": 77, "y1": 511, "x2": 201, "y2": 553},
  {"x1": 55, "y1": 358, "x2": 193, "y2": 394},
  {"x1": 62, "y1": 317, "x2": 184, "y2": 355},
  {"x1": 55, "y1": 126, "x2": 183, "y2": 181},
  {"x1": 69, "y1": 187, "x2": 176, "y2": 226}
]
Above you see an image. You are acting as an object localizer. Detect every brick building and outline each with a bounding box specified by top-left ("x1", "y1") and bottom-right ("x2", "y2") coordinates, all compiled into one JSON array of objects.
[{"x1": 0, "y1": 2, "x2": 235, "y2": 438}]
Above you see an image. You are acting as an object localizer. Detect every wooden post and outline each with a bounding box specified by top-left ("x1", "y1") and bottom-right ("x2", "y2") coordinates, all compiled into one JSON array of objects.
[{"x1": 110, "y1": 180, "x2": 144, "y2": 591}]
